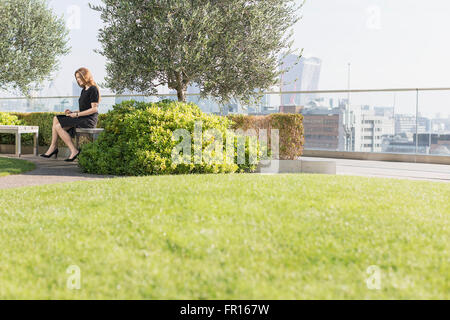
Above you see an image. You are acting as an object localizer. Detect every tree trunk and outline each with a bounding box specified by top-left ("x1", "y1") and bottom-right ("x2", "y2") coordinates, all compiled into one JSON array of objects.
[
  {"x1": 175, "y1": 71, "x2": 187, "y2": 103},
  {"x1": 177, "y1": 87, "x2": 187, "y2": 102}
]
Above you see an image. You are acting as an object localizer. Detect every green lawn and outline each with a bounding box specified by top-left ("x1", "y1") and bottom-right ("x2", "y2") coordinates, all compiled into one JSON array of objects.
[
  {"x1": 0, "y1": 157, "x2": 35, "y2": 176},
  {"x1": 0, "y1": 174, "x2": 448, "y2": 299}
]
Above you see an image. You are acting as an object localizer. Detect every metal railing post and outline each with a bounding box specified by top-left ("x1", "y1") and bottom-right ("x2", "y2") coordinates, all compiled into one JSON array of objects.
[
  {"x1": 415, "y1": 89, "x2": 419, "y2": 155},
  {"x1": 429, "y1": 119, "x2": 432, "y2": 154}
]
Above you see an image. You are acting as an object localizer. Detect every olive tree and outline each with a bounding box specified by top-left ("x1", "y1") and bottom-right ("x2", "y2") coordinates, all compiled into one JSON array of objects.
[
  {"x1": 0, "y1": 0, "x2": 70, "y2": 96},
  {"x1": 90, "y1": 0, "x2": 302, "y2": 104}
]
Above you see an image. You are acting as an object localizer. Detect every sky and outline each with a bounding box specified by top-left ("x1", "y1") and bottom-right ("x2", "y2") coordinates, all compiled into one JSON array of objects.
[
  {"x1": 296, "y1": 0, "x2": 450, "y2": 89},
  {"x1": 3, "y1": 0, "x2": 450, "y2": 117}
]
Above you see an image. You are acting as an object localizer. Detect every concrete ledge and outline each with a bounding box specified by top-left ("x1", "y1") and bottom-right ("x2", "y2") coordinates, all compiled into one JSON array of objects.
[
  {"x1": 303, "y1": 149, "x2": 450, "y2": 165},
  {"x1": 257, "y1": 159, "x2": 336, "y2": 174},
  {"x1": 75, "y1": 128, "x2": 104, "y2": 134},
  {"x1": 301, "y1": 159, "x2": 337, "y2": 174},
  {"x1": 1, "y1": 144, "x2": 38, "y2": 155},
  {"x1": 257, "y1": 160, "x2": 301, "y2": 174}
]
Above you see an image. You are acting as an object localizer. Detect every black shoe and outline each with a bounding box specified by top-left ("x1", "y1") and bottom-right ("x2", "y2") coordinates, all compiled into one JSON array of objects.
[
  {"x1": 64, "y1": 150, "x2": 80, "y2": 162},
  {"x1": 40, "y1": 148, "x2": 58, "y2": 159}
]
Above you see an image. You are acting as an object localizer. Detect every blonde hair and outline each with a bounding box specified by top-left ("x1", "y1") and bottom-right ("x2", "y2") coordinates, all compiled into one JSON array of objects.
[{"x1": 74, "y1": 67, "x2": 101, "y2": 102}]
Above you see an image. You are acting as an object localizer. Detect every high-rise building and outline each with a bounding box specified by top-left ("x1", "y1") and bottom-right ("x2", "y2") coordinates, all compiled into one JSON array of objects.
[
  {"x1": 72, "y1": 81, "x2": 82, "y2": 109},
  {"x1": 280, "y1": 55, "x2": 321, "y2": 107}
]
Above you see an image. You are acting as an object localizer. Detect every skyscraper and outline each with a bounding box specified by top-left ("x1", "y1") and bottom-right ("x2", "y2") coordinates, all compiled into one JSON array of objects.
[
  {"x1": 72, "y1": 81, "x2": 82, "y2": 109},
  {"x1": 280, "y1": 55, "x2": 322, "y2": 107}
]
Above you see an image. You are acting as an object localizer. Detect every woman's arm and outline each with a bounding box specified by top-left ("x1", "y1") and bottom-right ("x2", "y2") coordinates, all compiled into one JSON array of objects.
[
  {"x1": 68, "y1": 86, "x2": 100, "y2": 117},
  {"x1": 76, "y1": 103, "x2": 98, "y2": 117},
  {"x1": 68, "y1": 103, "x2": 98, "y2": 118}
]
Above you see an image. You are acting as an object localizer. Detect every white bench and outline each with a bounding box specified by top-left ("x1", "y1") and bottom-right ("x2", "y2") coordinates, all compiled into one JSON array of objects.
[
  {"x1": 0, "y1": 125, "x2": 39, "y2": 157},
  {"x1": 75, "y1": 128, "x2": 104, "y2": 149}
]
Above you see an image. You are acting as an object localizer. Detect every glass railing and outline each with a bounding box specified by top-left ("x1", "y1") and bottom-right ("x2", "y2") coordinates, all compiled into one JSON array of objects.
[{"x1": 1, "y1": 88, "x2": 449, "y2": 156}]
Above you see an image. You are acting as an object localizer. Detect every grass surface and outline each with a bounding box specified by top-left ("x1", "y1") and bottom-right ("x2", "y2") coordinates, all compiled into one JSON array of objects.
[
  {"x1": 0, "y1": 174, "x2": 448, "y2": 299},
  {"x1": 0, "y1": 157, "x2": 35, "y2": 176}
]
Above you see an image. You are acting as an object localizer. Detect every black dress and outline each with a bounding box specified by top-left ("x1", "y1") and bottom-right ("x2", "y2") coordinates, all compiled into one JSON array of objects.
[{"x1": 56, "y1": 86, "x2": 100, "y2": 138}]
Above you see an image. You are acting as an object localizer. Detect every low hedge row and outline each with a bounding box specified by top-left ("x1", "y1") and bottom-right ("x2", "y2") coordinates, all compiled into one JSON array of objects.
[
  {"x1": 229, "y1": 114, "x2": 304, "y2": 160},
  {"x1": 0, "y1": 107, "x2": 304, "y2": 165},
  {"x1": 0, "y1": 112, "x2": 109, "y2": 147},
  {"x1": 0, "y1": 112, "x2": 61, "y2": 147}
]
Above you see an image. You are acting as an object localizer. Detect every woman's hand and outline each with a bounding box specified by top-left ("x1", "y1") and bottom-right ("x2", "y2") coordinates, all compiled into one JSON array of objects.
[
  {"x1": 67, "y1": 112, "x2": 78, "y2": 118},
  {"x1": 64, "y1": 109, "x2": 72, "y2": 115}
]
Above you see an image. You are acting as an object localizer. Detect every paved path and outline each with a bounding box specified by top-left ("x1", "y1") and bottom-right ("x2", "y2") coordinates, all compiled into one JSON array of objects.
[
  {"x1": 0, "y1": 154, "x2": 115, "y2": 190},
  {"x1": 1, "y1": 154, "x2": 449, "y2": 190},
  {"x1": 301, "y1": 157, "x2": 450, "y2": 183}
]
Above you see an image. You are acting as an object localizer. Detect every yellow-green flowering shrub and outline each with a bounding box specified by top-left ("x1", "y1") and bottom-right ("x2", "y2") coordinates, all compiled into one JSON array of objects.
[
  {"x1": 78, "y1": 100, "x2": 259, "y2": 176},
  {"x1": 0, "y1": 112, "x2": 22, "y2": 126}
]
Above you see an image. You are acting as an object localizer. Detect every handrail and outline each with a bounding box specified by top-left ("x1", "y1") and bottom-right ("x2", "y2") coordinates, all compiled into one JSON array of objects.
[
  {"x1": 303, "y1": 149, "x2": 450, "y2": 165},
  {"x1": 2, "y1": 87, "x2": 450, "y2": 100}
]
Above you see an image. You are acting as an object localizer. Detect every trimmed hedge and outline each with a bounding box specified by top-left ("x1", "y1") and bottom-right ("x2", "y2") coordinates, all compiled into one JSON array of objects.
[
  {"x1": 1, "y1": 109, "x2": 305, "y2": 164},
  {"x1": 0, "y1": 112, "x2": 64, "y2": 147},
  {"x1": 229, "y1": 114, "x2": 304, "y2": 160}
]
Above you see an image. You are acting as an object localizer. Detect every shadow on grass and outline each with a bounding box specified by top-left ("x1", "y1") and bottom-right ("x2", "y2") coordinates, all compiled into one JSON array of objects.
[{"x1": 0, "y1": 157, "x2": 36, "y2": 177}]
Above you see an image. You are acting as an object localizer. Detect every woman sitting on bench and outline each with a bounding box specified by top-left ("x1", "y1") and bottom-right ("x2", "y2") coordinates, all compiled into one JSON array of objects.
[{"x1": 40, "y1": 67, "x2": 101, "y2": 162}]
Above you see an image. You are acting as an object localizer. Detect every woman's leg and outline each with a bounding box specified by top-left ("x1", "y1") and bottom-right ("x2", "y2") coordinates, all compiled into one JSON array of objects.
[
  {"x1": 43, "y1": 116, "x2": 60, "y2": 155},
  {"x1": 54, "y1": 122, "x2": 78, "y2": 158}
]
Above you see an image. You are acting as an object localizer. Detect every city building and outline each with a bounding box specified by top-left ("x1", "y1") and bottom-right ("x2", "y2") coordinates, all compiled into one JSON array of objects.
[
  {"x1": 302, "y1": 101, "x2": 347, "y2": 151},
  {"x1": 383, "y1": 133, "x2": 450, "y2": 154},
  {"x1": 303, "y1": 112, "x2": 345, "y2": 150},
  {"x1": 428, "y1": 133, "x2": 450, "y2": 154},
  {"x1": 185, "y1": 83, "x2": 221, "y2": 114},
  {"x1": 430, "y1": 116, "x2": 450, "y2": 133},
  {"x1": 302, "y1": 102, "x2": 395, "y2": 153},
  {"x1": 280, "y1": 55, "x2": 322, "y2": 107},
  {"x1": 114, "y1": 89, "x2": 145, "y2": 105},
  {"x1": 279, "y1": 105, "x2": 303, "y2": 114},
  {"x1": 395, "y1": 114, "x2": 429, "y2": 135},
  {"x1": 374, "y1": 106, "x2": 394, "y2": 117},
  {"x1": 352, "y1": 106, "x2": 395, "y2": 153}
]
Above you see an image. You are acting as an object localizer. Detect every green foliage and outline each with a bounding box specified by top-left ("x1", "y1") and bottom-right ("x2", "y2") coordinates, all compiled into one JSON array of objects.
[
  {"x1": 90, "y1": 0, "x2": 302, "y2": 104},
  {"x1": 0, "y1": 112, "x2": 63, "y2": 147},
  {"x1": 229, "y1": 113, "x2": 304, "y2": 160},
  {"x1": 0, "y1": 0, "x2": 70, "y2": 96},
  {"x1": 0, "y1": 112, "x2": 25, "y2": 146},
  {"x1": 0, "y1": 174, "x2": 448, "y2": 299},
  {"x1": 16, "y1": 112, "x2": 60, "y2": 146},
  {"x1": 78, "y1": 100, "x2": 259, "y2": 175},
  {"x1": 0, "y1": 112, "x2": 22, "y2": 126}
]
